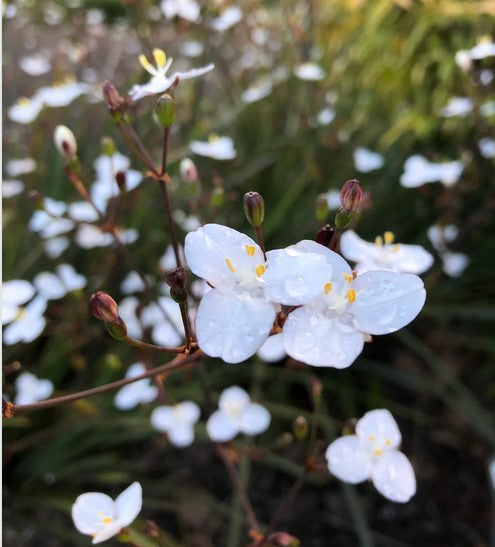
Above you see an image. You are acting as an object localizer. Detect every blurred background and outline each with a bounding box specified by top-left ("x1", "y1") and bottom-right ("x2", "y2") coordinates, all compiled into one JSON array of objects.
[{"x1": 2, "y1": 0, "x2": 495, "y2": 545}]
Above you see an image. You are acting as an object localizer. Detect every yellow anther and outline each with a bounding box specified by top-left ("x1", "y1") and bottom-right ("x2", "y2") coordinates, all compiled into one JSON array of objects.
[
  {"x1": 346, "y1": 288, "x2": 356, "y2": 303},
  {"x1": 392, "y1": 244, "x2": 400, "y2": 253},
  {"x1": 342, "y1": 273, "x2": 353, "y2": 283},
  {"x1": 323, "y1": 282, "x2": 333, "y2": 294},
  {"x1": 384, "y1": 231, "x2": 395, "y2": 244},
  {"x1": 152, "y1": 48, "x2": 167, "y2": 67},
  {"x1": 245, "y1": 244, "x2": 256, "y2": 257},
  {"x1": 373, "y1": 448, "x2": 383, "y2": 456},
  {"x1": 375, "y1": 235, "x2": 383, "y2": 247},
  {"x1": 256, "y1": 264, "x2": 266, "y2": 277},
  {"x1": 101, "y1": 517, "x2": 113, "y2": 524},
  {"x1": 15, "y1": 308, "x2": 26, "y2": 320},
  {"x1": 225, "y1": 258, "x2": 236, "y2": 273},
  {"x1": 138, "y1": 54, "x2": 156, "y2": 74},
  {"x1": 368, "y1": 434, "x2": 375, "y2": 442},
  {"x1": 385, "y1": 438, "x2": 392, "y2": 446},
  {"x1": 208, "y1": 133, "x2": 220, "y2": 143},
  {"x1": 17, "y1": 97, "x2": 30, "y2": 106}
]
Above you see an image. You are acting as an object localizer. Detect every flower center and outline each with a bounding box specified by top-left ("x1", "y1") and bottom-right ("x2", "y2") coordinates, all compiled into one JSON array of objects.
[
  {"x1": 374, "y1": 231, "x2": 401, "y2": 266},
  {"x1": 223, "y1": 245, "x2": 266, "y2": 290},
  {"x1": 321, "y1": 272, "x2": 358, "y2": 313},
  {"x1": 15, "y1": 307, "x2": 27, "y2": 320}
]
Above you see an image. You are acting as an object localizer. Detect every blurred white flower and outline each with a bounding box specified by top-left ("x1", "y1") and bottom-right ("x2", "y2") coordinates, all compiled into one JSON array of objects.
[
  {"x1": 120, "y1": 271, "x2": 146, "y2": 295},
  {"x1": 427, "y1": 224, "x2": 459, "y2": 253},
  {"x1": 3, "y1": 296, "x2": 47, "y2": 346},
  {"x1": 44, "y1": 236, "x2": 70, "y2": 259},
  {"x1": 315, "y1": 107, "x2": 335, "y2": 126},
  {"x1": 75, "y1": 225, "x2": 138, "y2": 248},
  {"x1": 293, "y1": 62, "x2": 325, "y2": 81},
  {"x1": 8, "y1": 95, "x2": 44, "y2": 124},
  {"x1": 2, "y1": 280, "x2": 36, "y2": 325},
  {"x1": 454, "y1": 49, "x2": 472, "y2": 71},
  {"x1": 19, "y1": 53, "x2": 52, "y2": 76},
  {"x1": 441, "y1": 251, "x2": 469, "y2": 278},
  {"x1": 470, "y1": 38, "x2": 495, "y2": 60},
  {"x1": 159, "y1": 244, "x2": 186, "y2": 271},
  {"x1": 37, "y1": 78, "x2": 89, "y2": 107},
  {"x1": 353, "y1": 147, "x2": 384, "y2": 172},
  {"x1": 114, "y1": 363, "x2": 158, "y2": 410},
  {"x1": 481, "y1": 101, "x2": 495, "y2": 117},
  {"x1": 189, "y1": 135, "x2": 236, "y2": 160},
  {"x1": 256, "y1": 333, "x2": 286, "y2": 363},
  {"x1": 160, "y1": 0, "x2": 200, "y2": 22},
  {"x1": 325, "y1": 189, "x2": 341, "y2": 210},
  {"x1": 211, "y1": 6, "x2": 243, "y2": 32},
  {"x1": 141, "y1": 297, "x2": 184, "y2": 348},
  {"x1": 326, "y1": 409, "x2": 416, "y2": 503},
  {"x1": 14, "y1": 372, "x2": 54, "y2": 405},
  {"x1": 5, "y1": 158, "x2": 37, "y2": 177},
  {"x1": 68, "y1": 201, "x2": 99, "y2": 222},
  {"x1": 439, "y1": 96, "x2": 473, "y2": 118},
  {"x1": 151, "y1": 401, "x2": 201, "y2": 447},
  {"x1": 33, "y1": 264, "x2": 86, "y2": 301},
  {"x1": 241, "y1": 78, "x2": 273, "y2": 104},
  {"x1": 29, "y1": 198, "x2": 75, "y2": 239},
  {"x1": 118, "y1": 297, "x2": 143, "y2": 339},
  {"x1": 479, "y1": 137, "x2": 495, "y2": 158},
  {"x1": 72, "y1": 482, "x2": 142, "y2": 544},
  {"x1": 2, "y1": 180, "x2": 24, "y2": 198},
  {"x1": 340, "y1": 230, "x2": 433, "y2": 275},
  {"x1": 180, "y1": 40, "x2": 204, "y2": 58},
  {"x1": 129, "y1": 48, "x2": 214, "y2": 101},
  {"x1": 480, "y1": 69, "x2": 494, "y2": 85},
  {"x1": 400, "y1": 155, "x2": 464, "y2": 188},
  {"x1": 206, "y1": 386, "x2": 271, "y2": 442}
]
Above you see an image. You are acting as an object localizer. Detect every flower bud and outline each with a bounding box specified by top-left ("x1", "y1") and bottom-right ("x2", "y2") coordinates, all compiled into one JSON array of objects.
[
  {"x1": 315, "y1": 193, "x2": 329, "y2": 221},
  {"x1": 339, "y1": 179, "x2": 362, "y2": 212},
  {"x1": 115, "y1": 170, "x2": 126, "y2": 192},
  {"x1": 266, "y1": 532, "x2": 300, "y2": 547},
  {"x1": 90, "y1": 292, "x2": 120, "y2": 323},
  {"x1": 243, "y1": 191, "x2": 265, "y2": 228},
  {"x1": 293, "y1": 416, "x2": 309, "y2": 440},
  {"x1": 211, "y1": 186, "x2": 225, "y2": 207},
  {"x1": 101, "y1": 136, "x2": 116, "y2": 157},
  {"x1": 156, "y1": 94, "x2": 176, "y2": 127},
  {"x1": 105, "y1": 317, "x2": 127, "y2": 341},
  {"x1": 3, "y1": 397, "x2": 15, "y2": 418},
  {"x1": 166, "y1": 267, "x2": 188, "y2": 304},
  {"x1": 103, "y1": 81, "x2": 129, "y2": 124},
  {"x1": 309, "y1": 376, "x2": 323, "y2": 404},
  {"x1": 54, "y1": 125, "x2": 77, "y2": 158},
  {"x1": 180, "y1": 158, "x2": 198, "y2": 183},
  {"x1": 334, "y1": 206, "x2": 352, "y2": 230},
  {"x1": 315, "y1": 224, "x2": 334, "y2": 247}
]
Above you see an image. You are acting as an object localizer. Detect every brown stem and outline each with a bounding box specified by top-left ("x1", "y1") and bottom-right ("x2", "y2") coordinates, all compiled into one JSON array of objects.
[
  {"x1": 11, "y1": 350, "x2": 203, "y2": 415},
  {"x1": 266, "y1": 472, "x2": 306, "y2": 534},
  {"x1": 161, "y1": 126, "x2": 170, "y2": 176},
  {"x1": 255, "y1": 226, "x2": 266, "y2": 260},
  {"x1": 124, "y1": 335, "x2": 194, "y2": 354}
]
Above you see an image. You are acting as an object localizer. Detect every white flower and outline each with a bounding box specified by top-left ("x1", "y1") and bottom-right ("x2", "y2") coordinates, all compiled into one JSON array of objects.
[
  {"x1": 72, "y1": 482, "x2": 142, "y2": 544},
  {"x1": 75, "y1": 225, "x2": 138, "y2": 248},
  {"x1": 15, "y1": 372, "x2": 54, "y2": 405},
  {"x1": 281, "y1": 242, "x2": 426, "y2": 368},
  {"x1": 114, "y1": 363, "x2": 158, "y2": 410},
  {"x1": 160, "y1": 0, "x2": 200, "y2": 22},
  {"x1": 479, "y1": 137, "x2": 495, "y2": 158},
  {"x1": 211, "y1": 6, "x2": 243, "y2": 32},
  {"x1": 151, "y1": 401, "x2": 200, "y2": 447},
  {"x1": 455, "y1": 49, "x2": 472, "y2": 71},
  {"x1": 470, "y1": 38, "x2": 495, "y2": 60},
  {"x1": 54, "y1": 125, "x2": 77, "y2": 157},
  {"x1": 441, "y1": 251, "x2": 469, "y2": 278},
  {"x1": 140, "y1": 297, "x2": 184, "y2": 347},
  {"x1": 29, "y1": 198, "x2": 75, "y2": 239},
  {"x1": 353, "y1": 147, "x2": 384, "y2": 173},
  {"x1": 326, "y1": 409, "x2": 416, "y2": 503},
  {"x1": 2, "y1": 280, "x2": 36, "y2": 325},
  {"x1": 325, "y1": 189, "x2": 341, "y2": 210},
  {"x1": 118, "y1": 297, "x2": 143, "y2": 339},
  {"x1": 3, "y1": 296, "x2": 47, "y2": 346},
  {"x1": 481, "y1": 100, "x2": 495, "y2": 117},
  {"x1": 241, "y1": 78, "x2": 273, "y2": 104},
  {"x1": 184, "y1": 225, "x2": 326, "y2": 363},
  {"x1": 20, "y1": 53, "x2": 52, "y2": 76},
  {"x1": 129, "y1": 48, "x2": 214, "y2": 101},
  {"x1": 2, "y1": 180, "x2": 24, "y2": 198},
  {"x1": 33, "y1": 264, "x2": 86, "y2": 301},
  {"x1": 426, "y1": 224, "x2": 458, "y2": 253},
  {"x1": 315, "y1": 107, "x2": 335, "y2": 126},
  {"x1": 256, "y1": 333, "x2": 286, "y2": 363},
  {"x1": 180, "y1": 41, "x2": 204, "y2": 58},
  {"x1": 189, "y1": 135, "x2": 236, "y2": 160},
  {"x1": 8, "y1": 95, "x2": 44, "y2": 124},
  {"x1": 68, "y1": 201, "x2": 100, "y2": 222},
  {"x1": 5, "y1": 158, "x2": 37, "y2": 177},
  {"x1": 159, "y1": 244, "x2": 186, "y2": 271},
  {"x1": 400, "y1": 155, "x2": 464, "y2": 188},
  {"x1": 340, "y1": 230, "x2": 433, "y2": 275},
  {"x1": 44, "y1": 237, "x2": 70, "y2": 259},
  {"x1": 120, "y1": 271, "x2": 146, "y2": 295},
  {"x1": 480, "y1": 69, "x2": 494, "y2": 86},
  {"x1": 37, "y1": 78, "x2": 89, "y2": 107},
  {"x1": 206, "y1": 386, "x2": 271, "y2": 442},
  {"x1": 439, "y1": 96, "x2": 473, "y2": 118},
  {"x1": 294, "y1": 62, "x2": 325, "y2": 81}
]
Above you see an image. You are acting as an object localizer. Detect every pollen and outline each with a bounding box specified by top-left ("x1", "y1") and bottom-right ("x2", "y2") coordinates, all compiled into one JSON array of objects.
[
  {"x1": 375, "y1": 235, "x2": 383, "y2": 247},
  {"x1": 373, "y1": 448, "x2": 383, "y2": 456},
  {"x1": 256, "y1": 264, "x2": 266, "y2": 277},
  {"x1": 342, "y1": 273, "x2": 353, "y2": 283},
  {"x1": 392, "y1": 244, "x2": 400, "y2": 253},
  {"x1": 225, "y1": 258, "x2": 236, "y2": 273},
  {"x1": 323, "y1": 282, "x2": 333, "y2": 294},
  {"x1": 346, "y1": 288, "x2": 356, "y2": 303},
  {"x1": 208, "y1": 133, "x2": 220, "y2": 143},
  {"x1": 101, "y1": 517, "x2": 113, "y2": 524},
  {"x1": 368, "y1": 434, "x2": 375, "y2": 442},
  {"x1": 384, "y1": 231, "x2": 395, "y2": 244},
  {"x1": 138, "y1": 53, "x2": 155, "y2": 74},
  {"x1": 153, "y1": 48, "x2": 167, "y2": 67},
  {"x1": 17, "y1": 97, "x2": 30, "y2": 106},
  {"x1": 385, "y1": 438, "x2": 392, "y2": 446},
  {"x1": 15, "y1": 307, "x2": 27, "y2": 320},
  {"x1": 245, "y1": 244, "x2": 256, "y2": 257}
]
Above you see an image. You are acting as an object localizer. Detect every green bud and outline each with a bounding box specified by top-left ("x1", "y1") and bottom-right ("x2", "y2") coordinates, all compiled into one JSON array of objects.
[
  {"x1": 211, "y1": 186, "x2": 225, "y2": 207},
  {"x1": 104, "y1": 317, "x2": 127, "y2": 341},
  {"x1": 315, "y1": 193, "x2": 329, "y2": 221},
  {"x1": 243, "y1": 191, "x2": 265, "y2": 228},
  {"x1": 334, "y1": 206, "x2": 352, "y2": 230},
  {"x1": 156, "y1": 94, "x2": 176, "y2": 128},
  {"x1": 293, "y1": 416, "x2": 309, "y2": 440},
  {"x1": 101, "y1": 136, "x2": 116, "y2": 157}
]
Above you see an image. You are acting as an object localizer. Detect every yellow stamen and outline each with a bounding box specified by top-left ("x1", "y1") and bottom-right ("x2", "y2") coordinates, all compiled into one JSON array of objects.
[
  {"x1": 323, "y1": 282, "x2": 333, "y2": 294},
  {"x1": 384, "y1": 231, "x2": 395, "y2": 244},
  {"x1": 208, "y1": 133, "x2": 220, "y2": 143},
  {"x1": 346, "y1": 288, "x2": 356, "y2": 303},
  {"x1": 256, "y1": 264, "x2": 266, "y2": 277},
  {"x1": 15, "y1": 308, "x2": 26, "y2": 320},
  {"x1": 375, "y1": 235, "x2": 383, "y2": 247},
  {"x1": 368, "y1": 434, "x2": 375, "y2": 442},
  {"x1": 152, "y1": 48, "x2": 167, "y2": 67},
  {"x1": 138, "y1": 53, "x2": 156, "y2": 74},
  {"x1": 17, "y1": 97, "x2": 30, "y2": 106},
  {"x1": 225, "y1": 258, "x2": 236, "y2": 273},
  {"x1": 342, "y1": 273, "x2": 353, "y2": 283},
  {"x1": 101, "y1": 517, "x2": 113, "y2": 524},
  {"x1": 245, "y1": 244, "x2": 256, "y2": 257},
  {"x1": 373, "y1": 448, "x2": 383, "y2": 456},
  {"x1": 392, "y1": 244, "x2": 400, "y2": 253},
  {"x1": 385, "y1": 438, "x2": 392, "y2": 446}
]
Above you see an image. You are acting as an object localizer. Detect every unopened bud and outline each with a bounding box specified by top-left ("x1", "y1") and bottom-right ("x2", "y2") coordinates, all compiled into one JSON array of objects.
[
  {"x1": 243, "y1": 191, "x2": 265, "y2": 228},
  {"x1": 334, "y1": 206, "x2": 352, "y2": 230},
  {"x1": 115, "y1": 170, "x2": 126, "y2": 192},
  {"x1": 54, "y1": 125, "x2": 77, "y2": 158},
  {"x1": 266, "y1": 532, "x2": 300, "y2": 547},
  {"x1": 309, "y1": 376, "x2": 323, "y2": 404},
  {"x1": 211, "y1": 186, "x2": 225, "y2": 207},
  {"x1": 90, "y1": 292, "x2": 120, "y2": 323},
  {"x1": 105, "y1": 317, "x2": 127, "y2": 341},
  {"x1": 339, "y1": 179, "x2": 362, "y2": 212},
  {"x1": 103, "y1": 81, "x2": 129, "y2": 124},
  {"x1": 166, "y1": 267, "x2": 187, "y2": 304},
  {"x1": 2, "y1": 397, "x2": 15, "y2": 418},
  {"x1": 315, "y1": 224, "x2": 334, "y2": 247},
  {"x1": 101, "y1": 136, "x2": 116, "y2": 157},
  {"x1": 293, "y1": 416, "x2": 309, "y2": 440},
  {"x1": 156, "y1": 94, "x2": 176, "y2": 128},
  {"x1": 144, "y1": 520, "x2": 161, "y2": 539},
  {"x1": 315, "y1": 193, "x2": 329, "y2": 221},
  {"x1": 180, "y1": 158, "x2": 198, "y2": 183}
]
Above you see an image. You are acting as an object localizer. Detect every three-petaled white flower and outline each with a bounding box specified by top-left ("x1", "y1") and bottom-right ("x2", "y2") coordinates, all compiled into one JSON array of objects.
[
  {"x1": 400, "y1": 155, "x2": 464, "y2": 188},
  {"x1": 129, "y1": 48, "x2": 214, "y2": 101},
  {"x1": 340, "y1": 230, "x2": 433, "y2": 275},
  {"x1": 281, "y1": 241, "x2": 426, "y2": 368},
  {"x1": 184, "y1": 225, "x2": 328, "y2": 363},
  {"x1": 72, "y1": 482, "x2": 142, "y2": 544},
  {"x1": 14, "y1": 372, "x2": 54, "y2": 405},
  {"x1": 114, "y1": 363, "x2": 159, "y2": 411},
  {"x1": 326, "y1": 409, "x2": 416, "y2": 503},
  {"x1": 189, "y1": 135, "x2": 237, "y2": 160},
  {"x1": 353, "y1": 147, "x2": 384, "y2": 173},
  {"x1": 206, "y1": 386, "x2": 271, "y2": 442},
  {"x1": 151, "y1": 401, "x2": 201, "y2": 447}
]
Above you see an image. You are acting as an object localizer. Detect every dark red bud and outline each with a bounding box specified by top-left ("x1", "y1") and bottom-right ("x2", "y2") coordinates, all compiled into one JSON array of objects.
[
  {"x1": 115, "y1": 170, "x2": 126, "y2": 192},
  {"x1": 339, "y1": 179, "x2": 362, "y2": 212},
  {"x1": 166, "y1": 267, "x2": 187, "y2": 304},
  {"x1": 90, "y1": 292, "x2": 120, "y2": 323},
  {"x1": 315, "y1": 224, "x2": 334, "y2": 247}
]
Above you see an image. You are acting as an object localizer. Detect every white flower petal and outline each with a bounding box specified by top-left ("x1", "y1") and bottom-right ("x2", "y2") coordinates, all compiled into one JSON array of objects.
[
  {"x1": 206, "y1": 409, "x2": 239, "y2": 442},
  {"x1": 72, "y1": 492, "x2": 116, "y2": 534},
  {"x1": 371, "y1": 450, "x2": 416, "y2": 503},
  {"x1": 353, "y1": 147, "x2": 384, "y2": 172},
  {"x1": 168, "y1": 424, "x2": 195, "y2": 447},
  {"x1": 115, "y1": 482, "x2": 142, "y2": 526},
  {"x1": 2, "y1": 180, "x2": 25, "y2": 198},
  {"x1": 151, "y1": 406, "x2": 174, "y2": 432},
  {"x1": 68, "y1": 201, "x2": 99, "y2": 222},
  {"x1": 92, "y1": 521, "x2": 124, "y2": 544},
  {"x1": 219, "y1": 386, "x2": 250, "y2": 413},
  {"x1": 387, "y1": 244, "x2": 434, "y2": 275},
  {"x1": 325, "y1": 436, "x2": 372, "y2": 483},
  {"x1": 114, "y1": 383, "x2": 146, "y2": 410},
  {"x1": 283, "y1": 308, "x2": 364, "y2": 368},
  {"x1": 350, "y1": 271, "x2": 426, "y2": 335},
  {"x1": 44, "y1": 237, "x2": 70, "y2": 259},
  {"x1": 176, "y1": 401, "x2": 201, "y2": 423},
  {"x1": 441, "y1": 252, "x2": 469, "y2": 278},
  {"x1": 174, "y1": 63, "x2": 215, "y2": 82},
  {"x1": 340, "y1": 231, "x2": 380, "y2": 266},
  {"x1": 151, "y1": 320, "x2": 183, "y2": 348},
  {"x1": 294, "y1": 62, "x2": 325, "y2": 81},
  {"x1": 211, "y1": 6, "x2": 242, "y2": 32},
  {"x1": 2, "y1": 280, "x2": 35, "y2": 307},
  {"x1": 34, "y1": 272, "x2": 67, "y2": 300},
  {"x1": 239, "y1": 403, "x2": 271, "y2": 436},
  {"x1": 189, "y1": 136, "x2": 236, "y2": 160},
  {"x1": 356, "y1": 409, "x2": 401, "y2": 450},
  {"x1": 195, "y1": 288, "x2": 275, "y2": 363},
  {"x1": 256, "y1": 333, "x2": 286, "y2": 362}
]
